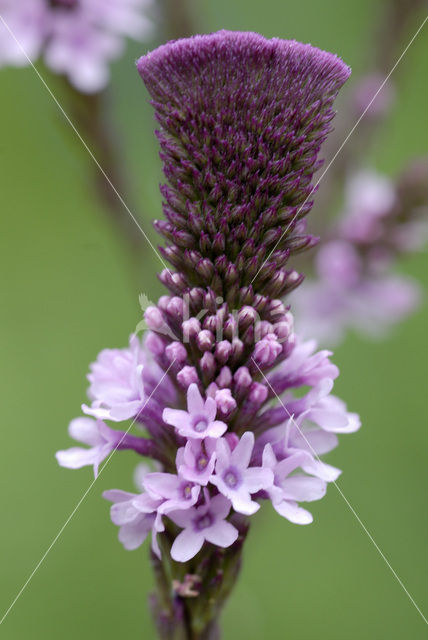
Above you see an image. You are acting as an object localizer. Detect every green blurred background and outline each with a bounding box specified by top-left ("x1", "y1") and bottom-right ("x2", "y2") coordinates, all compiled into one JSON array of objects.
[{"x1": 1, "y1": 0, "x2": 427, "y2": 638}]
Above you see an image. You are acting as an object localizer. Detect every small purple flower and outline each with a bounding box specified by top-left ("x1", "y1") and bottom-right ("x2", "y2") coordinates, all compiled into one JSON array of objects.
[
  {"x1": 56, "y1": 416, "x2": 155, "y2": 476},
  {"x1": 103, "y1": 489, "x2": 162, "y2": 554},
  {"x1": 55, "y1": 417, "x2": 118, "y2": 476},
  {"x1": 176, "y1": 439, "x2": 217, "y2": 486},
  {"x1": 163, "y1": 383, "x2": 227, "y2": 440},
  {"x1": 288, "y1": 379, "x2": 361, "y2": 434},
  {"x1": 255, "y1": 418, "x2": 341, "y2": 483},
  {"x1": 168, "y1": 494, "x2": 238, "y2": 563},
  {"x1": 268, "y1": 338, "x2": 339, "y2": 393},
  {"x1": 82, "y1": 334, "x2": 146, "y2": 422},
  {"x1": 262, "y1": 444, "x2": 326, "y2": 524},
  {"x1": 210, "y1": 432, "x2": 273, "y2": 515},
  {"x1": 143, "y1": 472, "x2": 200, "y2": 515}
]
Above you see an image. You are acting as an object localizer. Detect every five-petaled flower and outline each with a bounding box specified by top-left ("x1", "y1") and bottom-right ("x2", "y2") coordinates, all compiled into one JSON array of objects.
[{"x1": 163, "y1": 383, "x2": 228, "y2": 440}]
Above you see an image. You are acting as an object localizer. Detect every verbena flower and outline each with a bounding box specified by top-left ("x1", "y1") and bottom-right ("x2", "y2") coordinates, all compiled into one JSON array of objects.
[
  {"x1": 56, "y1": 30, "x2": 356, "y2": 637},
  {"x1": 0, "y1": 0, "x2": 153, "y2": 92},
  {"x1": 210, "y1": 431, "x2": 273, "y2": 516},
  {"x1": 168, "y1": 493, "x2": 239, "y2": 563}
]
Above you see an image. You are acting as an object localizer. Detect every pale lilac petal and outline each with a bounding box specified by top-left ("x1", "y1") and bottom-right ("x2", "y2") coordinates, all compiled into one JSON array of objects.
[
  {"x1": 208, "y1": 495, "x2": 232, "y2": 521},
  {"x1": 111, "y1": 501, "x2": 139, "y2": 526},
  {"x1": 118, "y1": 517, "x2": 152, "y2": 551},
  {"x1": 81, "y1": 403, "x2": 112, "y2": 421},
  {"x1": 308, "y1": 408, "x2": 349, "y2": 431},
  {"x1": 205, "y1": 396, "x2": 217, "y2": 423},
  {"x1": 261, "y1": 443, "x2": 277, "y2": 470},
  {"x1": 299, "y1": 455, "x2": 341, "y2": 482},
  {"x1": 281, "y1": 476, "x2": 326, "y2": 502},
  {"x1": 109, "y1": 400, "x2": 143, "y2": 421},
  {"x1": 55, "y1": 447, "x2": 98, "y2": 470},
  {"x1": 204, "y1": 520, "x2": 239, "y2": 548},
  {"x1": 230, "y1": 490, "x2": 259, "y2": 516},
  {"x1": 168, "y1": 508, "x2": 193, "y2": 529},
  {"x1": 103, "y1": 489, "x2": 135, "y2": 503},
  {"x1": 231, "y1": 431, "x2": 254, "y2": 469},
  {"x1": 272, "y1": 454, "x2": 306, "y2": 481},
  {"x1": 243, "y1": 467, "x2": 273, "y2": 493},
  {"x1": 162, "y1": 408, "x2": 190, "y2": 429},
  {"x1": 68, "y1": 417, "x2": 102, "y2": 446},
  {"x1": 207, "y1": 420, "x2": 228, "y2": 438},
  {"x1": 290, "y1": 427, "x2": 339, "y2": 455},
  {"x1": 187, "y1": 383, "x2": 204, "y2": 414},
  {"x1": 214, "y1": 437, "x2": 230, "y2": 473},
  {"x1": 132, "y1": 493, "x2": 162, "y2": 513},
  {"x1": 171, "y1": 528, "x2": 204, "y2": 562},
  {"x1": 273, "y1": 500, "x2": 313, "y2": 524},
  {"x1": 143, "y1": 473, "x2": 179, "y2": 499}
]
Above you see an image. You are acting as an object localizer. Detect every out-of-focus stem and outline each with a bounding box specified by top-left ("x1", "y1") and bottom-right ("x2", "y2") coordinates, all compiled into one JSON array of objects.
[
  {"x1": 61, "y1": 82, "x2": 149, "y2": 261},
  {"x1": 161, "y1": 0, "x2": 195, "y2": 40},
  {"x1": 312, "y1": 0, "x2": 425, "y2": 228}
]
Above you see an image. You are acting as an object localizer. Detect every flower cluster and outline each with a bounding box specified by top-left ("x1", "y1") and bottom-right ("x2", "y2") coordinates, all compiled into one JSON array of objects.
[
  {"x1": 0, "y1": 0, "x2": 153, "y2": 92},
  {"x1": 56, "y1": 31, "x2": 359, "y2": 568},
  {"x1": 293, "y1": 163, "x2": 428, "y2": 344},
  {"x1": 57, "y1": 332, "x2": 359, "y2": 561}
]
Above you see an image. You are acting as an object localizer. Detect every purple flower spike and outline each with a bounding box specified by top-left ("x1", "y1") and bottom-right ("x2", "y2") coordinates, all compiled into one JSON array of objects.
[
  {"x1": 169, "y1": 494, "x2": 238, "y2": 563},
  {"x1": 138, "y1": 30, "x2": 350, "y2": 301},
  {"x1": 60, "y1": 32, "x2": 359, "y2": 633},
  {"x1": 163, "y1": 383, "x2": 227, "y2": 439},
  {"x1": 210, "y1": 432, "x2": 273, "y2": 515}
]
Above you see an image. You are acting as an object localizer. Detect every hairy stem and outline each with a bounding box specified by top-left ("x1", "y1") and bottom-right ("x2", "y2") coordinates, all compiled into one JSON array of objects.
[{"x1": 150, "y1": 518, "x2": 249, "y2": 639}]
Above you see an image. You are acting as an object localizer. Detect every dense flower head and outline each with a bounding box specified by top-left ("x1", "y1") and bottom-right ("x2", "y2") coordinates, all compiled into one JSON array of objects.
[
  {"x1": 57, "y1": 31, "x2": 358, "y2": 572},
  {"x1": 0, "y1": 0, "x2": 153, "y2": 92},
  {"x1": 138, "y1": 30, "x2": 350, "y2": 302}
]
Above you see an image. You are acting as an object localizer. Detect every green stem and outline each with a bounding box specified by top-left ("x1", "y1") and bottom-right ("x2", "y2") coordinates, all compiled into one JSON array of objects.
[{"x1": 150, "y1": 517, "x2": 249, "y2": 639}]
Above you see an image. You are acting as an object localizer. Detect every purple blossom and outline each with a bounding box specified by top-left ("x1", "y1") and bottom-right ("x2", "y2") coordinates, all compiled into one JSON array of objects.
[
  {"x1": 210, "y1": 432, "x2": 273, "y2": 515},
  {"x1": 143, "y1": 472, "x2": 201, "y2": 515},
  {"x1": 163, "y1": 383, "x2": 227, "y2": 440},
  {"x1": 56, "y1": 416, "x2": 156, "y2": 476},
  {"x1": 262, "y1": 444, "x2": 326, "y2": 524},
  {"x1": 168, "y1": 494, "x2": 238, "y2": 563},
  {"x1": 82, "y1": 334, "x2": 146, "y2": 422},
  {"x1": 288, "y1": 379, "x2": 361, "y2": 434},
  {"x1": 176, "y1": 439, "x2": 217, "y2": 486},
  {"x1": 268, "y1": 338, "x2": 339, "y2": 394},
  {"x1": 255, "y1": 418, "x2": 341, "y2": 482},
  {"x1": 103, "y1": 489, "x2": 162, "y2": 554},
  {"x1": 0, "y1": 0, "x2": 153, "y2": 92},
  {"x1": 55, "y1": 417, "x2": 118, "y2": 476}
]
